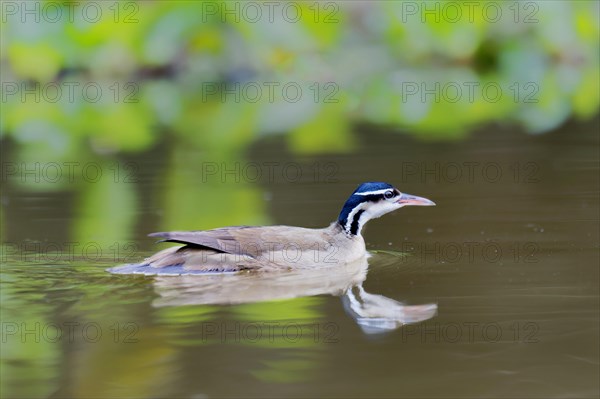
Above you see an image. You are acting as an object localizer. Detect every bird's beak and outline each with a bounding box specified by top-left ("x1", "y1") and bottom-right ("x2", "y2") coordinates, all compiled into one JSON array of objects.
[{"x1": 397, "y1": 193, "x2": 436, "y2": 206}]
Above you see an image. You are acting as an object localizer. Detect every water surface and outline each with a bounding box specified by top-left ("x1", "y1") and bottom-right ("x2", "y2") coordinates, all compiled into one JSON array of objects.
[{"x1": 1, "y1": 120, "x2": 599, "y2": 398}]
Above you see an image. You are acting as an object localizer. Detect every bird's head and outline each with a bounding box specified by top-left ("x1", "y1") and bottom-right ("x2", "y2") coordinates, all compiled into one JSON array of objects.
[{"x1": 338, "y1": 182, "x2": 435, "y2": 236}]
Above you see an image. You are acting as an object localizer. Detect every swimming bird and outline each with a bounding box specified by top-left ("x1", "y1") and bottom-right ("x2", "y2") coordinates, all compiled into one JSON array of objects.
[{"x1": 108, "y1": 182, "x2": 434, "y2": 274}]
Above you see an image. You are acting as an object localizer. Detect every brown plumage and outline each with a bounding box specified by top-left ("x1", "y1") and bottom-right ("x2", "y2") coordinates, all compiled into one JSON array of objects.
[
  {"x1": 141, "y1": 222, "x2": 365, "y2": 272},
  {"x1": 108, "y1": 182, "x2": 434, "y2": 275}
]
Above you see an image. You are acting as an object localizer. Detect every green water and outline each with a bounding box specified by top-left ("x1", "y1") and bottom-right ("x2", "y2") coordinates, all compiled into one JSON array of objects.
[{"x1": 1, "y1": 120, "x2": 599, "y2": 398}]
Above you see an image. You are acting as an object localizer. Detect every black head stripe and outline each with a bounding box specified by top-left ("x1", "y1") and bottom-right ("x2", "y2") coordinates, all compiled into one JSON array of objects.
[
  {"x1": 350, "y1": 210, "x2": 365, "y2": 235},
  {"x1": 355, "y1": 194, "x2": 384, "y2": 202}
]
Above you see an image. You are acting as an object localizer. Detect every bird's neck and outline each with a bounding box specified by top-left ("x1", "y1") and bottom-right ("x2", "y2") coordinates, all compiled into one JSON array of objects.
[{"x1": 338, "y1": 201, "x2": 368, "y2": 237}]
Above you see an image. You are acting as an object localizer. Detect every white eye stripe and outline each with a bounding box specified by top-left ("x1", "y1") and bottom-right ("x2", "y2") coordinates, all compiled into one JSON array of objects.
[{"x1": 354, "y1": 189, "x2": 395, "y2": 196}]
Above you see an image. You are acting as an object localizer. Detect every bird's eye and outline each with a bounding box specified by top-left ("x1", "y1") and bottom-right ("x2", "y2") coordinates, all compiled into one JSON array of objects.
[{"x1": 384, "y1": 190, "x2": 395, "y2": 199}]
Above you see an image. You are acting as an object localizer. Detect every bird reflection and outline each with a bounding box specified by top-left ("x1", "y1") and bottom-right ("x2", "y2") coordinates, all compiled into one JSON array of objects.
[
  {"x1": 150, "y1": 255, "x2": 436, "y2": 335},
  {"x1": 342, "y1": 284, "x2": 437, "y2": 335}
]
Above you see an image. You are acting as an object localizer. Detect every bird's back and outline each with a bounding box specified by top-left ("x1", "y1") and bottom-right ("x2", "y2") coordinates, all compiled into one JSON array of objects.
[{"x1": 108, "y1": 222, "x2": 366, "y2": 274}]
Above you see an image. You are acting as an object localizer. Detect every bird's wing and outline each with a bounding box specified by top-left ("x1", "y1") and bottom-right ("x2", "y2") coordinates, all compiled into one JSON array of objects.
[
  {"x1": 149, "y1": 226, "x2": 256, "y2": 256},
  {"x1": 149, "y1": 225, "x2": 330, "y2": 258}
]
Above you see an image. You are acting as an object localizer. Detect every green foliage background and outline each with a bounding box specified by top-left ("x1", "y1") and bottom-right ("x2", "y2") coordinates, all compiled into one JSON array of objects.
[{"x1": 2, "y1": 0, "x2": 598, "y2": 156}]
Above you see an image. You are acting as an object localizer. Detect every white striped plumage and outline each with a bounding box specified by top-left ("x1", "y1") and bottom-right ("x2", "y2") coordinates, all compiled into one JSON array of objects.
[
  {"x1": 354, "y1": 189, "x2": 396, "y2": 196},
  {"x1": 342, "y1": 194, "x2": 403, "y2": 236}
]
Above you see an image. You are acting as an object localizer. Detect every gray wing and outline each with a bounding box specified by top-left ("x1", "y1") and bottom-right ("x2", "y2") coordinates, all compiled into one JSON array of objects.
[{"x1": 148, "y1": 226, "x2": 256, "y2": 256}]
